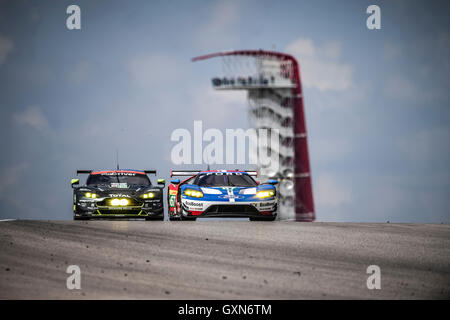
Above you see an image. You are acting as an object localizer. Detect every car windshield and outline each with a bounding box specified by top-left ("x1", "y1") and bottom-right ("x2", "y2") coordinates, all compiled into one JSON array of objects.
[
  {"x1": 87, "y1": 173, "x2": 151, "y2": 186},
  {"x1": 195, "y1": 173, "x2": 257, "y2": 187}
]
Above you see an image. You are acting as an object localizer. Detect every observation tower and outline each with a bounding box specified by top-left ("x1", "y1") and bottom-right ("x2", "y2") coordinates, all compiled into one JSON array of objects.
[{"x1": 192, "y1": 50, "x2": 315, "y2": 221}]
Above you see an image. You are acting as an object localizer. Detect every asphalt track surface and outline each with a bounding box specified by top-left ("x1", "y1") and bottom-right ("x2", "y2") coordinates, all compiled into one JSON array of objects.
[{"x1": 0, "y1": 220, "x2": 449, "y2": 299}]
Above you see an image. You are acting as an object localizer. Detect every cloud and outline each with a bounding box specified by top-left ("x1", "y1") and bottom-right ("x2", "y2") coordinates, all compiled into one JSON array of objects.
[
  {"x1": 311, "y1": 138, "x2": 352, "y2": 164},
  {"x1": 385, "y1": 73, "x2": 448, "y2": 102},
  {"x1": 68, "y1": 61, "x2": 93, "y2": 85},
  {"x1": 30, "y1": 6, "x2": 40, "y2": 22},
  {"x1": 128, "y1": 54, "x2": 185, "y2": 89},
  {"x1": 315, "y1": 174, "x2": 353, "y2": 208},
  {"x1": 285, "y1": 38, "x2": 353, "y2": 91},
  {"x1": 437, "y1": 32, "x2": 450, "y2": 72},
  {"x1": 0, "y1": 162, "x2": 35, "y2": 218},
  {"x1": 366, "y1": 184, "x2": 415, "y2": 221},
  {"x1": 288, "y1": 38, "x2": 315, "y2": 57},
  {"x1": 0, "y1": 35, "x2": 13, "y2": 65},
  {"x1": 322, "y1": 41, "x2": 342, "y2": 60},
  {"x1": 383, "y1": 42, "x2": 402, "y2": 60},
  {"x1": 13, "y1": 106, "x2": 50, "y2": 132},
  {"x1": 0, "y1": 163, "x2": 29, "y2": 193},
  {"x1": 383, "y1": 33, "x2": 450, "y2": 101},
  {"x1": 190, "y1": 86, "x2": 247, "y2": 128},
  {"x1": 383, "y1": 74, "x2": 417, "y2": 100},
  {"x1": 397, "y1": 127, "x2": 450, "y2": 169},
  {"x1": 195, "y1": 0, "x2": 240, "y2": 50},
  {"x1": 417, "y1": 189, "x2": 450, "y2": 222}
]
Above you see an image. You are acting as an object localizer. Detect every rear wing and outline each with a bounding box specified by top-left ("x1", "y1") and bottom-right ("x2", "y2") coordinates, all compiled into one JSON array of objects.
[
  {"x1": 76, "y1": 170, "x2": 92, "y2": 175},
  {"x1": 170, "y1": 170, "x2": 201, "y2": 177},
  {"x1": 170, "y1": 170, "x2": 257, "y2": 177},
  {"x1": 242, "y1": 171, "x2": 258, "y2": 177},
  {"x1": 76, "y1": 170, "x2": 157, "y2": 175}
]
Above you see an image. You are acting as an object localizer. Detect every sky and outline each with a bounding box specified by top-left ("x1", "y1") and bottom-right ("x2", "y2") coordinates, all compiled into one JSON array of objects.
[{"x1": 0, "y1": 0, "x2": 449, "y2": 222}]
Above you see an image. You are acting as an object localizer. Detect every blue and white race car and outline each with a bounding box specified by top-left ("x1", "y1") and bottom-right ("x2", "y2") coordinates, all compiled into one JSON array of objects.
[{"x1": 167, "y1": 170, "x2": 278, "y2": 221}]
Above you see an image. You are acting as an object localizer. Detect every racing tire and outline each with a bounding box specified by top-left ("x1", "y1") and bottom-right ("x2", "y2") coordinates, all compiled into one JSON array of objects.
[
  {"x1": 74, "y1": 216, "x2": 90, "y2": 221},
  {"x1": 169, "y1": 216, "x2": 182, "y2": 221},
  {"x1": 249, "y1": 216, "x2": 277, "y2": 221},
  {"x1": 180, "y1": 215, "x2": 197, "y2": 221},
  {"x1": 145, "y1": 216, "x2": 164, "y2": 221},
  {"x1": 180, "y1": 208, "x2": 197, "y2": 221}
]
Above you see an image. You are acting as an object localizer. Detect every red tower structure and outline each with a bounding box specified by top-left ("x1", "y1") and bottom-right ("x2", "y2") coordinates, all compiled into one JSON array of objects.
[{"x1": 193, "y1": 50, "x2": 315, "y2": 221}]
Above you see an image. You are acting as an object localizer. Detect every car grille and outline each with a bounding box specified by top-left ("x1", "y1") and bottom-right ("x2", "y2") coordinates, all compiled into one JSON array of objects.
[
  {"x1": 96, "y1": 198, "x2": 142, "y2": 207},
  {"x1": 203, "y1": 205, "x2": 259, "y2": 214},
  {"x1": 96, "y1": 209, "x2": 142, "y2": 215}
]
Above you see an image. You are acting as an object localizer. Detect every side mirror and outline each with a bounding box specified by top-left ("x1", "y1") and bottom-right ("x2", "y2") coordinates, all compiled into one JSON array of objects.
[
  {"x1": 268, "y1": 179, "x2": 278, "y2": 185},
  {"x1": 157, "y1": 179, "x2": 166, "y2": 186},
  {"x1": 170, "y1": 179, "x2": 180, "y2": 185},
  {"x1": 71, "y1": 178, "x2": 80, "y2": 188}
]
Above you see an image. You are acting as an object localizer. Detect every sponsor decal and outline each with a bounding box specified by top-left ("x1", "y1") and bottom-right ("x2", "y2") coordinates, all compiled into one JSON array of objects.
[
  {"x1": 222, "y1": 187, "x2": 239, "y2": 203},
  {"x1": 169, "y1": 195, "x2": 176, "y2": 207},
  {"x1": 169, "y1": 189, "x2": 178, "y2": 195},
  {"x1": 259, "y1": 201, "x2": 275, "y2": 208},
  {"x1": 185, "y1": 200, "x2": 203, "y2": 208},
  {"x1": 218, "y1": 195, "x2": 243, "y2": 200},
  {"x1": 96, "y1": 171, "x2": 139, "y2": 176},
  {"x1": 109, "y1": 194, "x2": 131, "y2": 198},
  {"x1": 110, "y1": 183, "x2": 128, "y2": 188},
  {"x1": 204, "y1": 172, "x2": 242, "y2": 176}
]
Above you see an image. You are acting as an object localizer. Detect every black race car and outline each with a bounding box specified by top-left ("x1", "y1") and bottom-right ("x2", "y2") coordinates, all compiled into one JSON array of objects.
[{"x1": 71, "y1": 169, "x2": 165, "y2": 220}]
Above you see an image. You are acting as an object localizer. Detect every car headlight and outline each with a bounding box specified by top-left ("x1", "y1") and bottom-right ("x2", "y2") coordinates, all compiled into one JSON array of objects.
[
  {"x1": 255, "y1": 190, "x2": 275, "y2": 199},
  {"x1": 141, "y1": 192, "x2": 156, "y2": 199},
  {"x1": 110, "y1": 198, "x2": 129, "y2": 206},
  {"x1": 239, "y1": 187, "x2": 257, "y2": 195},
  {"x1": 85, "y1": 192, "x2": 98, "y2": 198},
  {"x1": 184, "y1": 189, "x2": 204, "y2": 198}
]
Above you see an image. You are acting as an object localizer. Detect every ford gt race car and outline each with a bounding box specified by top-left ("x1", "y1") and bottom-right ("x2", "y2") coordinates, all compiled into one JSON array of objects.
[
  {"x1": 168, "y1": 170, "x2": 278, "y2": 221},
  {"x1": 71, "y1": 169, "x2": 165, "y2": 220}
]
